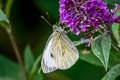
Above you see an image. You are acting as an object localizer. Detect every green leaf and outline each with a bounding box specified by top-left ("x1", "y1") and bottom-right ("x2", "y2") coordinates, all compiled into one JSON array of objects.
[
  {"x1": 79, "y1": 50, "x2": 103, "y2": 67},
  {"x1": 5, "y1": 0, "x2": 14, "y2": 18},
  {"x1": 112, "y1": 23, "x2": 120, "y2": 45},
  {"x1": 24, "y1": 45, "x2": 35, "y2": 74},
  {"x1": 101, "y1": 64, "x2": 120, "y2": 80},
  {"x1": 24, "y1": 45, "x2": 43, "y2": 80},
  {"x1": 0, "y1": 55, "x2": 25, "y2": 80},
  {"x1": 33, "y1": 74, "x2": 43, "y2": 80},
  {"x1": 91, "y1": 33, "x2": 111, "y2": 70},
  {"x1": 29, "y1": 55, "x2": 42, "y2": 80},
  {"x1": 0, "y1": 8, "x2": 9, "y2": 23},
  {"x1": 73, "y1": 39, "x2": 89, "y2": 46},
  {"x1": 78, "y1": 49, "x2": 120, "y2": 68},
  {"x1": 112, "y1": 9, "x2": 120, "y2": 45}
]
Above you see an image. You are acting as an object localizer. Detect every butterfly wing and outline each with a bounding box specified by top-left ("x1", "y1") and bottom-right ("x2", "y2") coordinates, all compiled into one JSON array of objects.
[
  {"x1": 51, "y1": 31, "x2": 79, "y2": 69},
  {"x1": 41, "y1": 27, "x2": 79, "y2": 73},
  {"x1": 41, "y1": 33, "x2": 57, "y2": 73}
]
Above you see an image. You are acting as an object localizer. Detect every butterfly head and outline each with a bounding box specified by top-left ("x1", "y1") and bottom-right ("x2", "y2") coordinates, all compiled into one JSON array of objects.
[{"x1": 53, "y1": 25, "x2": 65, "y2": 33}]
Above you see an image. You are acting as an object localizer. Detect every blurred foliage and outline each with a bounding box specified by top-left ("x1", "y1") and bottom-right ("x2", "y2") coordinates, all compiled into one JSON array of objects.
[
  {"x1": 102, "y1": 64, "x2": 120, "y2": 80},
  {"x1": 0, "y1": 55, "x2": 24, "y2": 80},
  {"x1": 24, "y1": 45, "x2": 35, "y2": 74},
  {"x1": 0, "y1": 0, "x2": 120, "y2": 80},
  {"x1": 0, "y1": 8, "x2": 9, "y2": 23}
]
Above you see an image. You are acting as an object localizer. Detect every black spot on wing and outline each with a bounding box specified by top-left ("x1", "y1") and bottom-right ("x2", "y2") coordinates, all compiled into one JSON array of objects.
[{"x1": 51, "y1": 53, "x2": 54, "y2": 57}]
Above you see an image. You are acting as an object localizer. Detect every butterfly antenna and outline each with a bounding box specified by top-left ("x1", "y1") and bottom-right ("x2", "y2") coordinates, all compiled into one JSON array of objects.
[{"x1": 41, "y1": 16, "x2": 52, "y2": 27}]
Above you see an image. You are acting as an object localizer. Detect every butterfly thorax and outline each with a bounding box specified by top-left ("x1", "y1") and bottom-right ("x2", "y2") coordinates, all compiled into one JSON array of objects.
[{"x1": 53, "y1": 25, "x2": 65, "y2": 33}]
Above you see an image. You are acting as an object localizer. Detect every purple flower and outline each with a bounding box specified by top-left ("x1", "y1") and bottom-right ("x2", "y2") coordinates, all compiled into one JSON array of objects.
[
  {"x1": 59, "y1": 0, "x2": 120, "y2": 45},
  {"x1": 59, "y1": 0, "x2": 120, "y2": 33}
]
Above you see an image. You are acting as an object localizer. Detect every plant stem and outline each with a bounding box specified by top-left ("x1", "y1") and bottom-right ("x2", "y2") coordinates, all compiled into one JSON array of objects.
[
  {"x1": 111, "y1": 40, "x2": 120, "y2": 52},
  {"x1": 4, "y1": 25, "x2": 28, "y2": 80}
]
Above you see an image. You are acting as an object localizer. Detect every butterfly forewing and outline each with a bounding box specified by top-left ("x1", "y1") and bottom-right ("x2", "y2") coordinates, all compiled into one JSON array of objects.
[{"x1": 51, "y1": 31, "x2": 79, "y2": 69}]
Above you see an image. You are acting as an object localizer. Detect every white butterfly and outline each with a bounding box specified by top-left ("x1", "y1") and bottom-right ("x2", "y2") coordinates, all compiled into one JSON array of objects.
[{"x1": 41, "y1": 24, "x2": 79, "y2": 73}]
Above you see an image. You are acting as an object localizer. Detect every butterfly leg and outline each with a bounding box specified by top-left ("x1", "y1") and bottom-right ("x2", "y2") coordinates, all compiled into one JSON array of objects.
[
  {"x1": 63, "y1": 26, "x2": 68, "y2": 29},
  {"x1": 66, "y1": 30, "x2": 71, "y2": 33}
]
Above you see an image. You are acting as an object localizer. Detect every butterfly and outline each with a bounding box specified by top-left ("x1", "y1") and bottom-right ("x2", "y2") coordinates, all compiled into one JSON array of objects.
[{"x1": 41, "y1": 24, "x2": 79, "y2": 73}]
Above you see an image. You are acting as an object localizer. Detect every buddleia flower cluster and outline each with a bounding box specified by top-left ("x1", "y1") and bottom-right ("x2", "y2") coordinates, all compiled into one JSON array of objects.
[{"x1": 59, "y1": 0, "x2": 120, "y2": 46}]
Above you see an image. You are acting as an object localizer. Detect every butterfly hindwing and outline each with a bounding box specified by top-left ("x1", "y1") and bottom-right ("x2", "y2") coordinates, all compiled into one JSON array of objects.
[{"x1": 41, "y1": 33, "x2": 57, "y2": 73}]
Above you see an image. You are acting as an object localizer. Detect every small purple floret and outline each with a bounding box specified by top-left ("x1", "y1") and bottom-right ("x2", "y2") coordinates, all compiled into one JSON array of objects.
[{"x1": 81, "y1": 38, "x2": 85, "y2": 42}]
